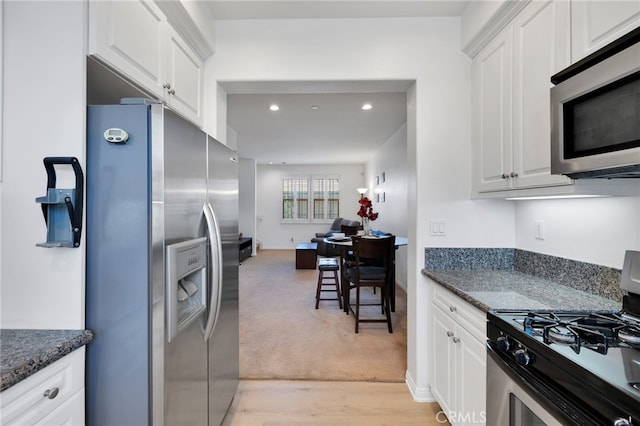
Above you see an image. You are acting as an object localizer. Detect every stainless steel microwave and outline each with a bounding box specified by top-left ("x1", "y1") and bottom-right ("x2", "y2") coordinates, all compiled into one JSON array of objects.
[{"x1": 551, "y1": 28, "x2": 640, "y2": 179}]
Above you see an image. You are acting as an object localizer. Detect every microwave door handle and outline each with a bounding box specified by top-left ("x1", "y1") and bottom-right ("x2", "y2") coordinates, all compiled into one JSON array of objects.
[{"x1": 202, "y1": 202, "x2": 223, "y2": 342}]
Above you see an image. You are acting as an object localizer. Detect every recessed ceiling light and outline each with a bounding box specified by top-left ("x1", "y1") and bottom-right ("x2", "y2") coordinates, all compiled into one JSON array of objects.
[
  {"x1": 362, "y1": 103, "x2": 372, "y2": 110},
  {"x1": 311, "y1": 105, "x2": 319, "y2": 110},
  {"x1": 269, "y1": 104, "x2": 280, "y2": 111}
]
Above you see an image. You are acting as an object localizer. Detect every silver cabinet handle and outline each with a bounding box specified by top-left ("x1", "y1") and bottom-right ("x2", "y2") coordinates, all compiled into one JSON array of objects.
[
  {"x1": 452, "y1": 337, "x2": 461, "y2": 343},
  {"x1": 163, "y1": 83, "x2": 176, "y2": 95},
  {"x1": 501, "y1": 173, "x2": 509, "y2": 179},
  {"x1": 446, "y1": 330, "x2": 454, "y2": 337},
  {"x1": 510, "y1": 171, "x2": 518, "y2": 178},
  {"x1": 43, "y1": 387, "x2": 59, "y2": 399},
  {"x1": 449, "y1": 306, "x2": 457, "y2": 312}
]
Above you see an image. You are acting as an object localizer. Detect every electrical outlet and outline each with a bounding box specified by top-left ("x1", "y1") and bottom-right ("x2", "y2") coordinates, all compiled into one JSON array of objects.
[{"x1": 535, "y1": 220, "x2": 545, "y2": 240}]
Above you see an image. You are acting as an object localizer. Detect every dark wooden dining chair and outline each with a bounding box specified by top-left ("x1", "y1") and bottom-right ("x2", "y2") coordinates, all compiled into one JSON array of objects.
[
  {"x1": 345, "y1": 235, "x2": 395, "y2": 333},
  {"x1": 339, "y1": 223, "x2": 361, "y2": 270}
]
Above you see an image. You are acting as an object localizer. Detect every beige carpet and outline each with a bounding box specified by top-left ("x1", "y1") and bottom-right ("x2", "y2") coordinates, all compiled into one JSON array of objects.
[{"x1": 239, "y1": 249, "x2": 408, "y2": 382}]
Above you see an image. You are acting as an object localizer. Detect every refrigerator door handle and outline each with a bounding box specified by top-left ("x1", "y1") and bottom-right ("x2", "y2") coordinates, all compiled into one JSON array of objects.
[{"x1": 203, "y1": 202, "x2": 224, "y2": 342}]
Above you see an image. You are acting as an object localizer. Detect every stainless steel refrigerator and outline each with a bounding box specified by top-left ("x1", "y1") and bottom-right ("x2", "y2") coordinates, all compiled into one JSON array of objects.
[{"x1": 86, "y1": 99, "x2": 239, "y2": 425}]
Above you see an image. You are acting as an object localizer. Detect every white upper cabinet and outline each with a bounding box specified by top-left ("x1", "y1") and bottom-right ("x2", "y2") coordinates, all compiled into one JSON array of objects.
[
  {"x1": 89, "y1": 0, "x2": 166, "y2": 96},
  {"x1": 511, "y1": 0, "x2": 572, "y2": 190},
  {"x1": 472, "y1": 27, "x2": 513, "y2": 193},
  {"x1": 89, "y1": 0, "x2": 204, "y2": 126},
  {"x1": 469, "y1": 0, "x2": 640, "y2": 198},
  {"x1": 472, "y1": 0, "x2": 572, "y2": 195},
  {"x1": 572, "y1": 0, "x2": 640, "y2": 62},
  {"x1": 165, "y1": 26, "x2": 203, "y2": 125}
]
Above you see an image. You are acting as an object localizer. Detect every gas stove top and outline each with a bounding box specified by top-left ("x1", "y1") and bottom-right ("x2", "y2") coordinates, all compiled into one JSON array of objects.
[
  {"x1": 486, "y1": 251, "x2": 640, "y2": 425},
  {"x1": 516, "y1": 311, "x2": 640, "y2": 355},
  {"x1": 488, "y1": 309, "x2": 640, "y2": 424}
]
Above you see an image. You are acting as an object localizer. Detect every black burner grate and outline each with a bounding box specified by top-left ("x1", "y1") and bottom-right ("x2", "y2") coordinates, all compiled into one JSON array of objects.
[{"x1": 517, "y1": 312, "x2": 640, "y2": 354}]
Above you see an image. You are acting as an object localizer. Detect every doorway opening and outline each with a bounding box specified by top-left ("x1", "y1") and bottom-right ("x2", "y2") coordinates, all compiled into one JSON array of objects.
[{"x1": 222, "y1": 80, "x2": 415, "y2": 381}]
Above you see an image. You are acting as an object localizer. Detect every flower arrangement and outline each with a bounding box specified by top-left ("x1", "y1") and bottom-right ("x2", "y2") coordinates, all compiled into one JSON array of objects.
[{"x1": 357, "y1": 196, "x2": 378, "y2": 222}]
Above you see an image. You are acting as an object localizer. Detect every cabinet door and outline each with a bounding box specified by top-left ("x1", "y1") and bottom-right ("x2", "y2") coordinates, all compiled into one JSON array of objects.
[
  {"x1": 431, "y1": 305, "x2": 457, "y2": 416},
  {"x1": 89, "y1": 0, "x2": 166, "y2": 96},
  {"x1": 572, "y1": 0, "x2": 640, "y2": 62},
  {"x1": 456, "y1": 325, "x2": 487, "y2": 426},
  {"x1": 471, "y1": 27, "x2": 513, "y2": 193},
  {"x1": 1, "y1": 349, "x2": 84, "y2": 426},
  {"x1": 512, "y1": 0, "x2": 572, "y2": 190},
  {"x1": 165, "y1": 26, "x2": 203, "y2": 125}
]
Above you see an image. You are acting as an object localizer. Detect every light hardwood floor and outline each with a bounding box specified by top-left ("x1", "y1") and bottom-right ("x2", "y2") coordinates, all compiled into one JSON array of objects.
[{"x1": 221, "y1": 380, "x2": 450, "y2": 426}]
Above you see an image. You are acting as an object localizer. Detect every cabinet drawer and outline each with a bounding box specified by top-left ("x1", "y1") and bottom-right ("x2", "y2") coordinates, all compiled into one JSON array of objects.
[
  {"x1": 37, "y1": 389, "x2": 85, "y2": 425},
  {"x1": 0, "y1": 348, "x2": 84, "y2": 425},
  {"x1": 433, "y1": 284, "x2": 486, "y2": 340}
]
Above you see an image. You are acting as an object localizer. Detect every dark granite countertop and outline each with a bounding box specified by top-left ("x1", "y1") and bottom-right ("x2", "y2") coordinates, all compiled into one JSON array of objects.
[
  {"x1": 1, "y1": 329, "x2": 93, "y2": 392},
  {"x1": 423, "y1": 269, "x2": 621, "y2": 313}
]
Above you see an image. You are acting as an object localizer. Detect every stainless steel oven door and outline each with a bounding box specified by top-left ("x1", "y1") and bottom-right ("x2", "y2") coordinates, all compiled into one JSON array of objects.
[{"x1": 487, "y1": 349, "x2": 564, "y2": 426}]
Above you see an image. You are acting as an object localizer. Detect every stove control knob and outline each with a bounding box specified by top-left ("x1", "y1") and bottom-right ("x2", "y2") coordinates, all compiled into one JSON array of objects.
[
  {"x1": 514, "y1": 349, "x2": 533, "y2": 366},
  {"x1": 497, "y1": 336, "x2": 513, "y2": 351}
]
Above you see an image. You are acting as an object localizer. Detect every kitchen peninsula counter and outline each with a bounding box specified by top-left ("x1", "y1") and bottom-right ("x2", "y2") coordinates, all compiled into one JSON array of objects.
[
  {"x1": 423, "y1": 248, "x2": 623, "y2": 313},
  {"x1": 0, "y1": 329, "x2": 93, "y2": 391}
]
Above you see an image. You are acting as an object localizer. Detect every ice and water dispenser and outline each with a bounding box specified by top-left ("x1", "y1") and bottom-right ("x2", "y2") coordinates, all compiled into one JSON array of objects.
[{"x1": 166, "y1": 237, "x2": 208, "y2": 342}]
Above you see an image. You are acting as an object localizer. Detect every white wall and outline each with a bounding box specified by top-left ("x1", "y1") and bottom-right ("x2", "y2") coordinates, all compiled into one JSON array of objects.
[
  {"x1": 515, "y1": 196, "x2": 640, "y2": 268},
  {"x1": 1, "y1": 1, "x2": 86, "y2": 329},
  {"x1": 207, "y1": 16, "x2": 516, "y2": 400},
  {"x1": 365, "y1": 124, "x2": 409, "y2": 289},
  {"x1": 239, "y1": 158, "x2": 257, "y2": 255},
  {"x1": 256, "y1": 164, "x2": 365, "y2": 249}
]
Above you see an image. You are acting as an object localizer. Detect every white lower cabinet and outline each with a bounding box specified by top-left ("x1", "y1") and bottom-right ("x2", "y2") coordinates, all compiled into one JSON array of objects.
[
  {"x1": 430, "y1": 281, "x2": 486, "y2": 425},
  {"x1": 0, "y1": 348, "x2": 85, "y2": 426}
]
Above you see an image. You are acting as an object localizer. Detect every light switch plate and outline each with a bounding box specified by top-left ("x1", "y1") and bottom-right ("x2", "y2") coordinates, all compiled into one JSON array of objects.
[{"x1": 429, "y1": 220, "x2": 446, "y2": 236}]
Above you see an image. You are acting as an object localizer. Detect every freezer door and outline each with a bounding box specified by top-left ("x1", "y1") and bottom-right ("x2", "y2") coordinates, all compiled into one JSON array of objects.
[
  {"x1": 160, "y1": 109, "x2": 209, "y2": 426},
  {"x1": 86, "y1": 104, "x2": 152, "y2": 426},
  {"x1": 206, "y1": 135, "x2": 240, "y2": 425}
]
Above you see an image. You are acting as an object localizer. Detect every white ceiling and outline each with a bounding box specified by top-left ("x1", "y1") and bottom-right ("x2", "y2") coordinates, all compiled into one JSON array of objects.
[
  {"x1": 207, "y1": 1, "x2": 470, "y2": 21},
  {"x1": 213, "y1": 1, "x2": 470, "y2": 165},
  {"x1": 225, "y1": 82, "x2": 410, "y2": 165}
]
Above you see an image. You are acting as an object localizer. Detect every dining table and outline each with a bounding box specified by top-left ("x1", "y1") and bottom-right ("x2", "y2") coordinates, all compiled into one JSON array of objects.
[{"x1": 323, "y1": 235, "x2": 408, "y2": 314}]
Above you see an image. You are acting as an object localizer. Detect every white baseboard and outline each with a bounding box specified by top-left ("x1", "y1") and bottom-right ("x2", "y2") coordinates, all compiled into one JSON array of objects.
[{"x1": 405, "y1": 370, "x2": 434, "y2": 403}]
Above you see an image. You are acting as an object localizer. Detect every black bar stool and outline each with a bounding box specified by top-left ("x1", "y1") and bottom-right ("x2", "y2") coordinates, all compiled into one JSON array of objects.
[{"x1": 315, "y1": 258, "x2": 342, "y2": 309}]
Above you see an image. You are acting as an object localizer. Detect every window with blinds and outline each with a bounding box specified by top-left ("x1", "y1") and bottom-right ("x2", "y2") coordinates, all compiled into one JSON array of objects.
[{"x1": 282, "y1": 176, "x2": 339, "y2": 223}]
